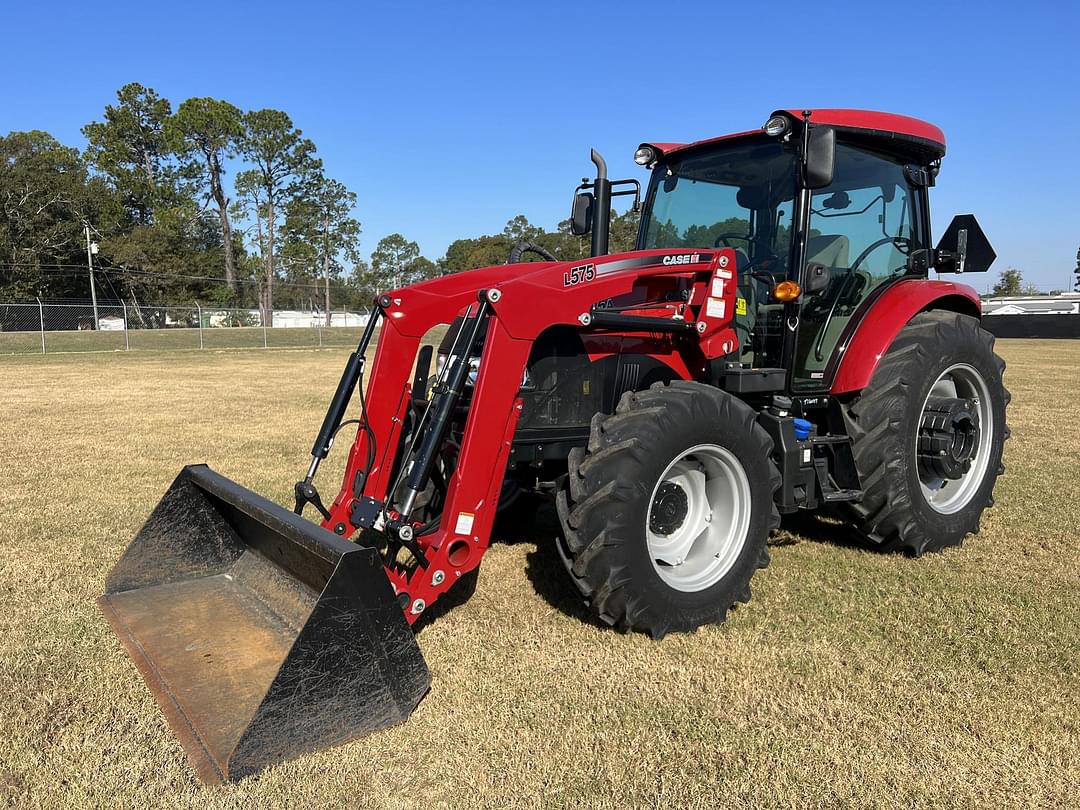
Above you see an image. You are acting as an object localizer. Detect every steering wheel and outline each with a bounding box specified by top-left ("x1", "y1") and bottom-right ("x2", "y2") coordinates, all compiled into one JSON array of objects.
[
  {"x1": 805, "y1": 235, "x2": 912, "y2": 316},
  {"x1": 712, "y1": 233, "x2": 751, "y2": 249},
  {"x1": 807, "y1": 236, "x2": 913, "y2": 362},
  {"x1": 709, "y1": 234, "x2": 780, "y2": 280},
  {"x1": 847, "y1": 236, "x2": 913, "y2": 276}
]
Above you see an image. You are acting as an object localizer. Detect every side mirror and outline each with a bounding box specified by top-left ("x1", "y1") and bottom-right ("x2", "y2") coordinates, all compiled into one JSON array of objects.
[
  {"x1": 803, "y1": 126, "x2": 836, "y2": 190},
  {"x1": 934, "y1": 214, "x2": 996, "y2": 274},
  {"x1": 570, "y1": 192, "x2": 593, "y2": 236},
  {"x1": 803, "y1": 262, "x2": 831, "y2": 294}
]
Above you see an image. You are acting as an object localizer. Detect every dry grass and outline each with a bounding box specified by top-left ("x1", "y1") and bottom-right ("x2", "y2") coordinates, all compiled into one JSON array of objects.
[{"x1": 1, "y1": 340, "x2": 1078, "y2": 809}]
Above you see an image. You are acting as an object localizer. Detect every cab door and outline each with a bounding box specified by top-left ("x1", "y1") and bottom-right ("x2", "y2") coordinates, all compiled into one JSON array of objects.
[{"x1": 792, "y1": 143, "x2": 927, "y2": 390}]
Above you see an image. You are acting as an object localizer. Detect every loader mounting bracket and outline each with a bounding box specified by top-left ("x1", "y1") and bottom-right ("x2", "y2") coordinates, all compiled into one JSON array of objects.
[{"x1": 350, "y1": 496, "x2": 384, "y2": 530}]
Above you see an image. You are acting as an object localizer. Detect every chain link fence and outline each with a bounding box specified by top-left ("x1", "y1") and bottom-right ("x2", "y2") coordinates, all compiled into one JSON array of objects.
[{"x1": 0, "y1": 301, "x2": 372, "y2": 356}]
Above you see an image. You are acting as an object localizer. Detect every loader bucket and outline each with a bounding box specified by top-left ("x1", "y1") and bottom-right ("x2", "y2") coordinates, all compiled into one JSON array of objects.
[{"x1": 98, "y1": 464, "x2": 429, "y2": 784}]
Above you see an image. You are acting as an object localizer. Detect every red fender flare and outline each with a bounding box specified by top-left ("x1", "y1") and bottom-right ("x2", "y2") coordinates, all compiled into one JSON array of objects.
[{"x1": 830, "y1": 279, "x2": 981, "y2": 395}]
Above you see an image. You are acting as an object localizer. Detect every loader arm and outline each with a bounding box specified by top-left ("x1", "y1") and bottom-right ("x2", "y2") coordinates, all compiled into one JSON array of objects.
[{"x1": 320, "y1": 248, "x2": 740, "y2": 621}]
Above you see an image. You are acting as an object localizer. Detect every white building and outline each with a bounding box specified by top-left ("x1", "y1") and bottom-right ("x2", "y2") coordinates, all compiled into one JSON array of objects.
[
  {"x1": 203, "y1": 309, "x2": 371, "y2": 328},
  {"x1": 982, "y1": 293, "x2": 1079, "y2": 316}
]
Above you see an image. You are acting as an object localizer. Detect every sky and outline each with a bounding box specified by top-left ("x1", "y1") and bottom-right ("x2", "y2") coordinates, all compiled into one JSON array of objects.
[{"x1": 1, "y1": 0, "x2": 1077, "y2": 293}]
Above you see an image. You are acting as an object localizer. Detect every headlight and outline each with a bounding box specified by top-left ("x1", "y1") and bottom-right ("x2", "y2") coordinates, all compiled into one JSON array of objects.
[
  {"x1": 763, "y1": 115, "x2": 790, "y2": 137},
  {"x1": 436, "y1": 353, "x2": 530, "y2": 388},
  {"x1": 634, "y1": 145, "x2": 658, "y2": 166},
  {"x1": 435, "y1": 354, "x2": 481, "y2": 386}
]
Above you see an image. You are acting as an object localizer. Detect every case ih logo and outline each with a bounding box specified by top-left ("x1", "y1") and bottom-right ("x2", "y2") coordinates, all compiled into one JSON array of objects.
[{"x1": 662, "y1": 253, "x2": 701, "y2": 266}]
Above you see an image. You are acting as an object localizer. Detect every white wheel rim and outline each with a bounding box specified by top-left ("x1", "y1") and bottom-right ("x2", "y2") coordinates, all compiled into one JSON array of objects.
[
  {"x1": 917, "y1": 363, "x2": 994, "y2": 514},
  {"x1": 646, "y1": 443, "x2": 752, "y2": 592}
]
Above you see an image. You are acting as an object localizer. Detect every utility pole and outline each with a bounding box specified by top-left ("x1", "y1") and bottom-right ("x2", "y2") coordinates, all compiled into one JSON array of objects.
[
  {"x1": 324, "y1": 212, "x2": 332, "y2": 327},
  {"x1": 85, "y1": 223, "x2": 99, "y2": 330}
]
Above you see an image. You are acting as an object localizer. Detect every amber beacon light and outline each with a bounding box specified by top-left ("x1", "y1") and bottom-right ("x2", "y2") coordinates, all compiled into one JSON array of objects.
[{"x1": 772, "y1": 280, "x2": 801, "y2": 301}]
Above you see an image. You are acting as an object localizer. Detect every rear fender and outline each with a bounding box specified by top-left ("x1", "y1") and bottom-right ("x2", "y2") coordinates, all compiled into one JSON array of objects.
[{"x1": 829, "y1": 279, "x2": 981, "y2": 395}]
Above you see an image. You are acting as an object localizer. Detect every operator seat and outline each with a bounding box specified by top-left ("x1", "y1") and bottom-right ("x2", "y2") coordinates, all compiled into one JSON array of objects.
[{"x1": 806, "y1": 234, "x2": 849, "y2": 269}]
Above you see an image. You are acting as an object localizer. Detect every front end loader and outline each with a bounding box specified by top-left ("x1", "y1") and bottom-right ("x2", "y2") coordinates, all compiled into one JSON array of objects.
[{"x1": 100, "y1": 108, "x2": 1009, "y2": 783}]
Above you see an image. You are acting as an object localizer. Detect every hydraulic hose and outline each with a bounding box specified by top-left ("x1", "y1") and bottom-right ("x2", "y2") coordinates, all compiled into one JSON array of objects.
[
  {"x1": 398, "y1": 298, "x2": 490, "y2": 519},
  {"x1": 508, "y1": 241, "x2": 558, "y2": 263}
]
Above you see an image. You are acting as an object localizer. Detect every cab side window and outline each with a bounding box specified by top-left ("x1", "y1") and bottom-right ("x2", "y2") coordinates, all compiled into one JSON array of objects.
[{"x1": 793, "y1": 144, "x2": 924, "y2": 387}]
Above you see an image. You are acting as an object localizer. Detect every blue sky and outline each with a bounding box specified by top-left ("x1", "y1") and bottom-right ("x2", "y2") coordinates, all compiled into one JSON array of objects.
[{"x1": 1, "y1": 0, "x2": 1077, "y2": 292}]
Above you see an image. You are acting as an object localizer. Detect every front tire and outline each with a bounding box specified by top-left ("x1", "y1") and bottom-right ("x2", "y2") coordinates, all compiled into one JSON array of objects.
[
  {"x1": 844, "y1": 311, "x2": 1010, "y2": 554},
  {"x1": 555, "y1": 381, "x2": 780, "y2": 638}
]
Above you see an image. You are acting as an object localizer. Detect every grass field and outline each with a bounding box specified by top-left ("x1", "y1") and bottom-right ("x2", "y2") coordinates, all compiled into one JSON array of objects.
[{"x1": 1, "y1": 340, "x2": 1078, "y2": 808}]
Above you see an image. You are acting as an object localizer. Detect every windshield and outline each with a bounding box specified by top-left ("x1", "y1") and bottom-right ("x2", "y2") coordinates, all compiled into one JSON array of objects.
[
  {"x1": 639, "y1": 139, "x2": 799, "y2": 368},
  {"x1": 639, "y1": 139, "x2": 798, "y2": 275}
]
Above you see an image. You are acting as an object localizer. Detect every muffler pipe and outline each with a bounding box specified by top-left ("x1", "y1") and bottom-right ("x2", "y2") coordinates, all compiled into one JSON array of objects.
[{"x1": 590, "y1": 149, "x2": 611, "y2": 258}]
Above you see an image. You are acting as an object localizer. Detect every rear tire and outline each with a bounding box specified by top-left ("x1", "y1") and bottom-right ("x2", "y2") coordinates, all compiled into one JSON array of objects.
[
  {"x1": 555, "y1": 381, "x2": 780, "y2": 638},
  {"x1": 843, "y1": 311, "x2": 1010, "y2": 554}
]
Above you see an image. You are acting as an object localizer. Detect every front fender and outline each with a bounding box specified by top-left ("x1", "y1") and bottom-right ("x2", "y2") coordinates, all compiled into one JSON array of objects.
[{"x1": 830, "y1": 279, "x2": 981, "y2": 395}]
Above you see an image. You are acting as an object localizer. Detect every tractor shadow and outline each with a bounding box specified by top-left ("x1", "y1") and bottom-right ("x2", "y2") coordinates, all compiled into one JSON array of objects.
[
  {"x1": 511, "y1": 506, "x2": 868, "y2": 625},
  {"x1": 772, "y1": 509, "x2": 867, "y2": 551},
  {"x1": 501, "y1": 499, "x2": 605, "y2": 628},
  {"x1": 416, "y1": 498, "x2": 602, "y2": 632},
  {"x1": 420, "y1": 503, "x2": 872, "y2": 633}
]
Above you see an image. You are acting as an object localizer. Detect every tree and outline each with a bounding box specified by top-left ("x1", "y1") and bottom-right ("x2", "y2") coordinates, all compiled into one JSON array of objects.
[
  {"x1": 102, "y1": 215, "x2": 234, "y2": 314},
  {"x1": 236, "y1": 109, "x2": 319, "y2": 324},
  {"x1": 438, "y1": 210, "x2": 639, "y2": 274},
  {"x1": 282, "y1": 173, "x2": 362, "y2": 324},
  {"x1": 1074, "y1": 246, "x2": 1079, "y2": 293},
  {"x1": 503, "y1": 214, "x2": 543, "y2": 244},
  {"x1": 82, "y1": 83, "x2": 178, "y2": 226},
  {"x1": 79, "y1": 83, "x2": 239, "y2": 309},
  {"x1": 990, "y1": 267, "x2": 1023, "y2": 297},
  {"x1": 0, "y1": 131, "x2": 120, "y2": 299},
  {"x1": 440, "y1": 233, "x2": 512, "y2": 273},
  {"x1": 369, "y1": 233, "x2": 435, "y2": 291},
  {"x1": 349, "y1": 258, "x2": 375, "y2": 302},
  {"x1": 441, "y1": 216, "x2": 546, "y2": 274},
  {"x1": 407, "y1": 255, "x2": 437, "y2": 281},
  {"x1": 608, "y1": 207, "x2": 641, "y2": 254},
  {"x1": 167, "y1": 98, "x2": 244, "y2": 295}
]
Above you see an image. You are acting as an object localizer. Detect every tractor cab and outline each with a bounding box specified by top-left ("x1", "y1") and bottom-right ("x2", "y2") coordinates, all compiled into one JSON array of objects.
[{"x1": 621, "y1": 109, "x2": 993, "y2": 391}]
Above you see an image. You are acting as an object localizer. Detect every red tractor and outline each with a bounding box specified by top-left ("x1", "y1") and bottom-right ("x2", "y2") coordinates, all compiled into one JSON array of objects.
[{"x1": 99, "y1": 108, "x2": 1008, "y2": 782}]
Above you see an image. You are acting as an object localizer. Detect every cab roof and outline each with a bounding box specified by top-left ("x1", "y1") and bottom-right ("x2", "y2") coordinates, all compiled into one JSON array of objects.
[{"x1": 643, "y1": 109, "x2": 946, "y2": 163}]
